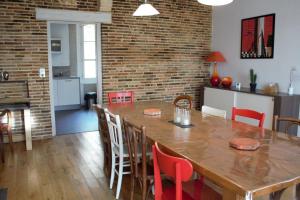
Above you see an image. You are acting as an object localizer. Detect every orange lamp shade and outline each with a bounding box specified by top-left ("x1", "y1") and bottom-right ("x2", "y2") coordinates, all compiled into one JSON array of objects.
[{"x1": 205, "y1": 51, "x2": 226, "y2": 63}]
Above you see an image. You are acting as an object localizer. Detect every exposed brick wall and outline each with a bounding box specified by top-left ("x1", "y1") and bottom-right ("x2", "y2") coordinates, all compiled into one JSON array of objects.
[
  {"x1": 102, "y1": 0, "x2": 211, "y2": 107},
  {"x1": 0, "y1": 0, "x2": 211, "y2": 138},
  {"x1": 0, "y1": 0, "x2": 99, "y2": 138}
]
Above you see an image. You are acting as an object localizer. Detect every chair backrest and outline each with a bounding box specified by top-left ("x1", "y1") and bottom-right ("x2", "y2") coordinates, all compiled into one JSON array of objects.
[
  {"x1": 202, "y1": 105, "x2": 227, "y2": 119},
  {"x1": 123, "y1": 119, "x2": 147, "y2": 177},
  {"x1": 173, "y1": 95, "x2": 192, "y2": 109},
  {"x1": 273, "y1": 115, "x2": 300, "y2": 135},
  {"x1": 94, "y1": 105, "x2": 109, "y2": 139},
  {"x1": 108, "y1": 91, "x2": 134, "y2": 105},
  {"x1": 104, "y1": 109, "x2": 124, "y2": 154},
  {"x1": 152, "y1": 142, "x2": 193, "y2": 200},
  {"x1": 231, "y1": 107, "x2": 266, "y2": 128}
]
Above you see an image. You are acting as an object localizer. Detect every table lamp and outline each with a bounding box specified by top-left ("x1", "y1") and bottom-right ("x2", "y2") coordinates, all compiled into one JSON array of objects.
[{"x1": 205, "y1": 51, "x2": 226, "y2": 87}]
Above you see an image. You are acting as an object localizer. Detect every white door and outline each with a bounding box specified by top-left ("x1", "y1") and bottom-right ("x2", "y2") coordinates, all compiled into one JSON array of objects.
[
  {"x1": 204, "y1": 87, "x2": 236, "y2": 119},
  {"x1": 235, "y1": 92, "x2": 274, "y2": 129},
  {"x1": 58, "y1": 79, "x2": 80, "y2": 106}
]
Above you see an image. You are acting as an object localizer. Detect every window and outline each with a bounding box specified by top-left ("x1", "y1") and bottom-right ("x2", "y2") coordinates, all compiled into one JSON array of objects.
[{"x1": 83, "y1": 24, "x2": 96, "y2": 79}]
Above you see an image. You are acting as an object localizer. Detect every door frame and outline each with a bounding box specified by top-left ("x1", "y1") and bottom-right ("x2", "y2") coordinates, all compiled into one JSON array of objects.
[{"x1": 47, "y1": 21, "x2": 103, "y2": 137}]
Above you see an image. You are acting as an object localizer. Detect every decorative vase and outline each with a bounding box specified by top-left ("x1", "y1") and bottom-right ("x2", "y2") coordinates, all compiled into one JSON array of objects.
[
  {"x1": 250, "y1": 83, "x2": 257, "y2": 92},
  {"x1": 210, "y1": 63, "x2": 221, "y2": 87},
  {"x1": 210, "y1": 76, "x2": 221, "y2": 87}
]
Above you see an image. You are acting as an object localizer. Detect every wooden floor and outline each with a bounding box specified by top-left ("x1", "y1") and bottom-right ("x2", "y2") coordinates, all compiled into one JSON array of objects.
[
  {"x1": 0, "y1": 131, "x2": 222, "y2": 200},
  {"x1": 0, "y1": 132, "x2": 120, "y2": 200}
]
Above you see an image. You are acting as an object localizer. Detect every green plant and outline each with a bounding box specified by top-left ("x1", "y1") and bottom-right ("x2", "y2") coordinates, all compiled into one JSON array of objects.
[{"x1": 250, "y1": 69, "x2": 257, "y2": 84}]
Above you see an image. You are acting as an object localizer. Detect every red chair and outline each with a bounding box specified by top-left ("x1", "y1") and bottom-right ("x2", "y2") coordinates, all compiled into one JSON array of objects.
[
  {"x1": 152, "y1": 142, "x2": 203, "y2": 200},
  {"x1": 231, "y1": 107, "x2": 266, "y2": 128},
  {"x1": 108, "y1": 91, "x2": 134, "y2": 105}
]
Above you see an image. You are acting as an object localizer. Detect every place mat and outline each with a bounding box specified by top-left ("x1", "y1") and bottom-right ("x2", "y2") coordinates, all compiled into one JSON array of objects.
[
  {"x1": 168, "y1": 120, "x2": 194, "y2": 128},
  {"x1": 0, "y1": 188, "x2": 7, "y2": 200},
  {"x1": 144, "y1": 108, "x2": 161, "y2": 116},
  {"x1": 229, "y1": 138, "x2": 260, "y2": 151}
]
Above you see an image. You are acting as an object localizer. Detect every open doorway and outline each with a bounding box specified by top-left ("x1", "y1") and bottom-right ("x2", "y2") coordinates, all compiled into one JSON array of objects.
[{"x1": 48, "y1": 22, "x2": 101, "y2": 135}]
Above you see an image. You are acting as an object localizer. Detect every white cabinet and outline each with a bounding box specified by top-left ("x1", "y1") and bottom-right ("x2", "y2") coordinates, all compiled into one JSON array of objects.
[
  {"x1": 204, "y1": 87, "x2": 236, "y2": 118},
  {"x1": 53, "y1": 78, "x2": 80, "y2": 108},
  {"x1": 58, "y1": 79, "x2": 80, "y2": 106},
  {"x1": 235, "y1": 92, "x2": 274, "y2": 129},
  {"x1": 203, "y1": 87, "x2": 274, "y2": 129}
]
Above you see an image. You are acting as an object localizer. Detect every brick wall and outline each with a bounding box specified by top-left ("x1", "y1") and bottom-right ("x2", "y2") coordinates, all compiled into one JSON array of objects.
[
  {"x1": 102, "y1": 0, "x2": 211, "y2": 106},
  {"x1": 0, "y1": 0, "x2": 211, "y2": 138}
]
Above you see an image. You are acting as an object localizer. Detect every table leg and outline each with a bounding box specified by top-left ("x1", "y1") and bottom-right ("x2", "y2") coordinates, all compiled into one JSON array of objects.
[
  {"x1": 223, "y1": 189, "x2": 249, "y2": 200},
  {"x1": 24, "y1": 109, "x2": 32, "y2": 150}
]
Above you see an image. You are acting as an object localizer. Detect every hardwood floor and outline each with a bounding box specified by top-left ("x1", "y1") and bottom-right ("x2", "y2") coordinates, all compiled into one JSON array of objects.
[
  {"x1": 0, "y1": 132, "x2": 131, "y2": 200},
  {"x1": 0, "y1": 131, "x2": 222, "y2": 200}
]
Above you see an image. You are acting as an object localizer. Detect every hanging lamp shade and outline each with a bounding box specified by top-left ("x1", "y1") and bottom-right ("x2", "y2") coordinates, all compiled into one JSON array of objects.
[
  {"x1": 197, "y1": 0, "x2": 234, "y2": 6},
  {"x1": 133, "y1": 0, "x2": 160, "y2": 16}
]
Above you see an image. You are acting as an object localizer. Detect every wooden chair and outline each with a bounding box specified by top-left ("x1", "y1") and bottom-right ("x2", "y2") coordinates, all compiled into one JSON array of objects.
[
  {"x1": 123, "y1": 119, "x2": 153, "y2": 200},
  {"x1": 108, "y1": 91, "x2": 134, "y2": 105},
  {"x1": 173, "y1": 95, "x2": 193, "y2": 109},
  {"x1": 94, "y1": 105, "x2": 111, "y2": 177},
  {"x1": 273, "y1": 115, "x2": 300, "y2": 135},
  {"x1": 231, "y1": 107, "x2": 266, "y2": 128},
  {"x1": 202, "y1": 105, "x2": 227, "y2": 119},
  {"x1": 0, "y1": 109, "x2": 13, "y2": 151},
  {"x1": 104, "y1": 109, "x2": 131, "y2": 199},
  {"x1": 152, "y1": 142, "x2": 207, "y2": 200}
]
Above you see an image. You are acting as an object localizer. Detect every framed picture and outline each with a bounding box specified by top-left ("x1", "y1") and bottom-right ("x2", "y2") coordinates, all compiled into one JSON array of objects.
[
  {"x1": 51, "y1": 39, "x2": 62, "y2": 53},
  {"x1": 241, "y1": 14, "x2": 275, "y2": 59}
]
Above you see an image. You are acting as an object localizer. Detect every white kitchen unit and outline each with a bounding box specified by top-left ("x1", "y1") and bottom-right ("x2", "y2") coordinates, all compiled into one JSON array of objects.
[
  {"x1": 201, "y1": 86, "x2": 300, "y2": 134},
  {"x1": 53, "y1": 77, "x2": 80, "y2": 110}
]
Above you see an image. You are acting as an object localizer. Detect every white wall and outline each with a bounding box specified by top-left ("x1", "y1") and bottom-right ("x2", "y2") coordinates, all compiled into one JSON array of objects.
[
  {"x1": 51, "y1": 24, "x2": 70, "y2": 67},
  {"x1": 212, "y1": 0, "x2": 300, "y2": 94}
]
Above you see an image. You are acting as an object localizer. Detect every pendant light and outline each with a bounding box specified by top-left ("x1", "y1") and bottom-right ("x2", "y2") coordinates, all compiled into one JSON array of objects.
[
  {"x1": 133, "y1": 0, "x2": 160, "y2": 17},
  {"x1": 197, "y1": 0, "x2": 234, "y2": 6}
]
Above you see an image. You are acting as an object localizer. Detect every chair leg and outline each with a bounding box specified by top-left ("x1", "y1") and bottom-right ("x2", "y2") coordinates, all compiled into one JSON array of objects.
[
  {"x1": 110, "y1": 153, "x2": 116, "y2": 189},
  {"x1": 146, "y1": 180, "x2": 153, "y2": 200},
  {"x1": 130, "y1": 174, "x2": 135, "y2": 200},
  {"x1": 7, "y1": 129, "x2": 13, "y2": 151},
  {"x1": 0, "y1": 132, "x2": 4, "y2": 163},
  {"x1": 116, "y1": 156, "x2": 124, "y2": 199}
]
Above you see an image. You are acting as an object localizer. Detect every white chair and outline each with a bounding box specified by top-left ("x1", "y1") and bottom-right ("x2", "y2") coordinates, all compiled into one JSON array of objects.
[
  {"x1": 202, "y1": 105, "x2": 227, "y2": 119},
  {"x1": 105, "y1": 109, "x2": 131, "y2": 199}
]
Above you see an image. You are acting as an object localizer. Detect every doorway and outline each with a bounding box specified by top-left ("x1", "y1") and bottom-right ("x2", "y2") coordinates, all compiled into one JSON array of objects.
[{"x1": 47, "y1": 22, "x2": 102, "y2": 135}]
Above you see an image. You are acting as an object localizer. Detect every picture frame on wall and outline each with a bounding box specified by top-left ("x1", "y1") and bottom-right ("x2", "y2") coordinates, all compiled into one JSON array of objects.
[
  {"x1": 51, "y1": 39, "x2": 62, "y2": 54},
  {"x1": 241, "y1": 14, "x2": 275, "y2": 59}
]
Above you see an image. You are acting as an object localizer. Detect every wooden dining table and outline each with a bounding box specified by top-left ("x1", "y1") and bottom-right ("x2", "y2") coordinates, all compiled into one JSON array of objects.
[{"x1": 106, "y1": 101, "x2": 300, "y2": 200}]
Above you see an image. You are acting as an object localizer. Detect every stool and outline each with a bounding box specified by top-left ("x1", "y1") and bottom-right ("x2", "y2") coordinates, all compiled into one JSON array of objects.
[{"x1": 84, "y1": 92, "x2": 97, "y2": 110}]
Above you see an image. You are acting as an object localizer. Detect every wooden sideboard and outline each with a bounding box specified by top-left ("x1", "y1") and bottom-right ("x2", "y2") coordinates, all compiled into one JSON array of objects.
[{"x1": 200, "y1": 86, "x2": 300, "y2": 135}]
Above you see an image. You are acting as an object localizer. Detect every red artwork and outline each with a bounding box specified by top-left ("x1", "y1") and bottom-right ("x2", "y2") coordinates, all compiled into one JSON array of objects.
[{"x1": 241, "y1": 14, "x2": 275, "y2": 59}]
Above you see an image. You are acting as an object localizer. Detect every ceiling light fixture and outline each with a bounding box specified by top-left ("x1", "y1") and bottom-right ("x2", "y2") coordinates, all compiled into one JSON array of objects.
[
  {"x1": 133, "y1": 0, "x2": 160, "y2": 17},
  {"x1": 197, "y1": 0, "x2": 234, "y2": 6}
]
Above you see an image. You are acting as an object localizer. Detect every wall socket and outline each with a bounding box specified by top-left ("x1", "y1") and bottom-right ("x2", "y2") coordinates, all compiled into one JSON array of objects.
[{"x1": 39, "y1": 68, "x2": 46, "y2": 78}]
